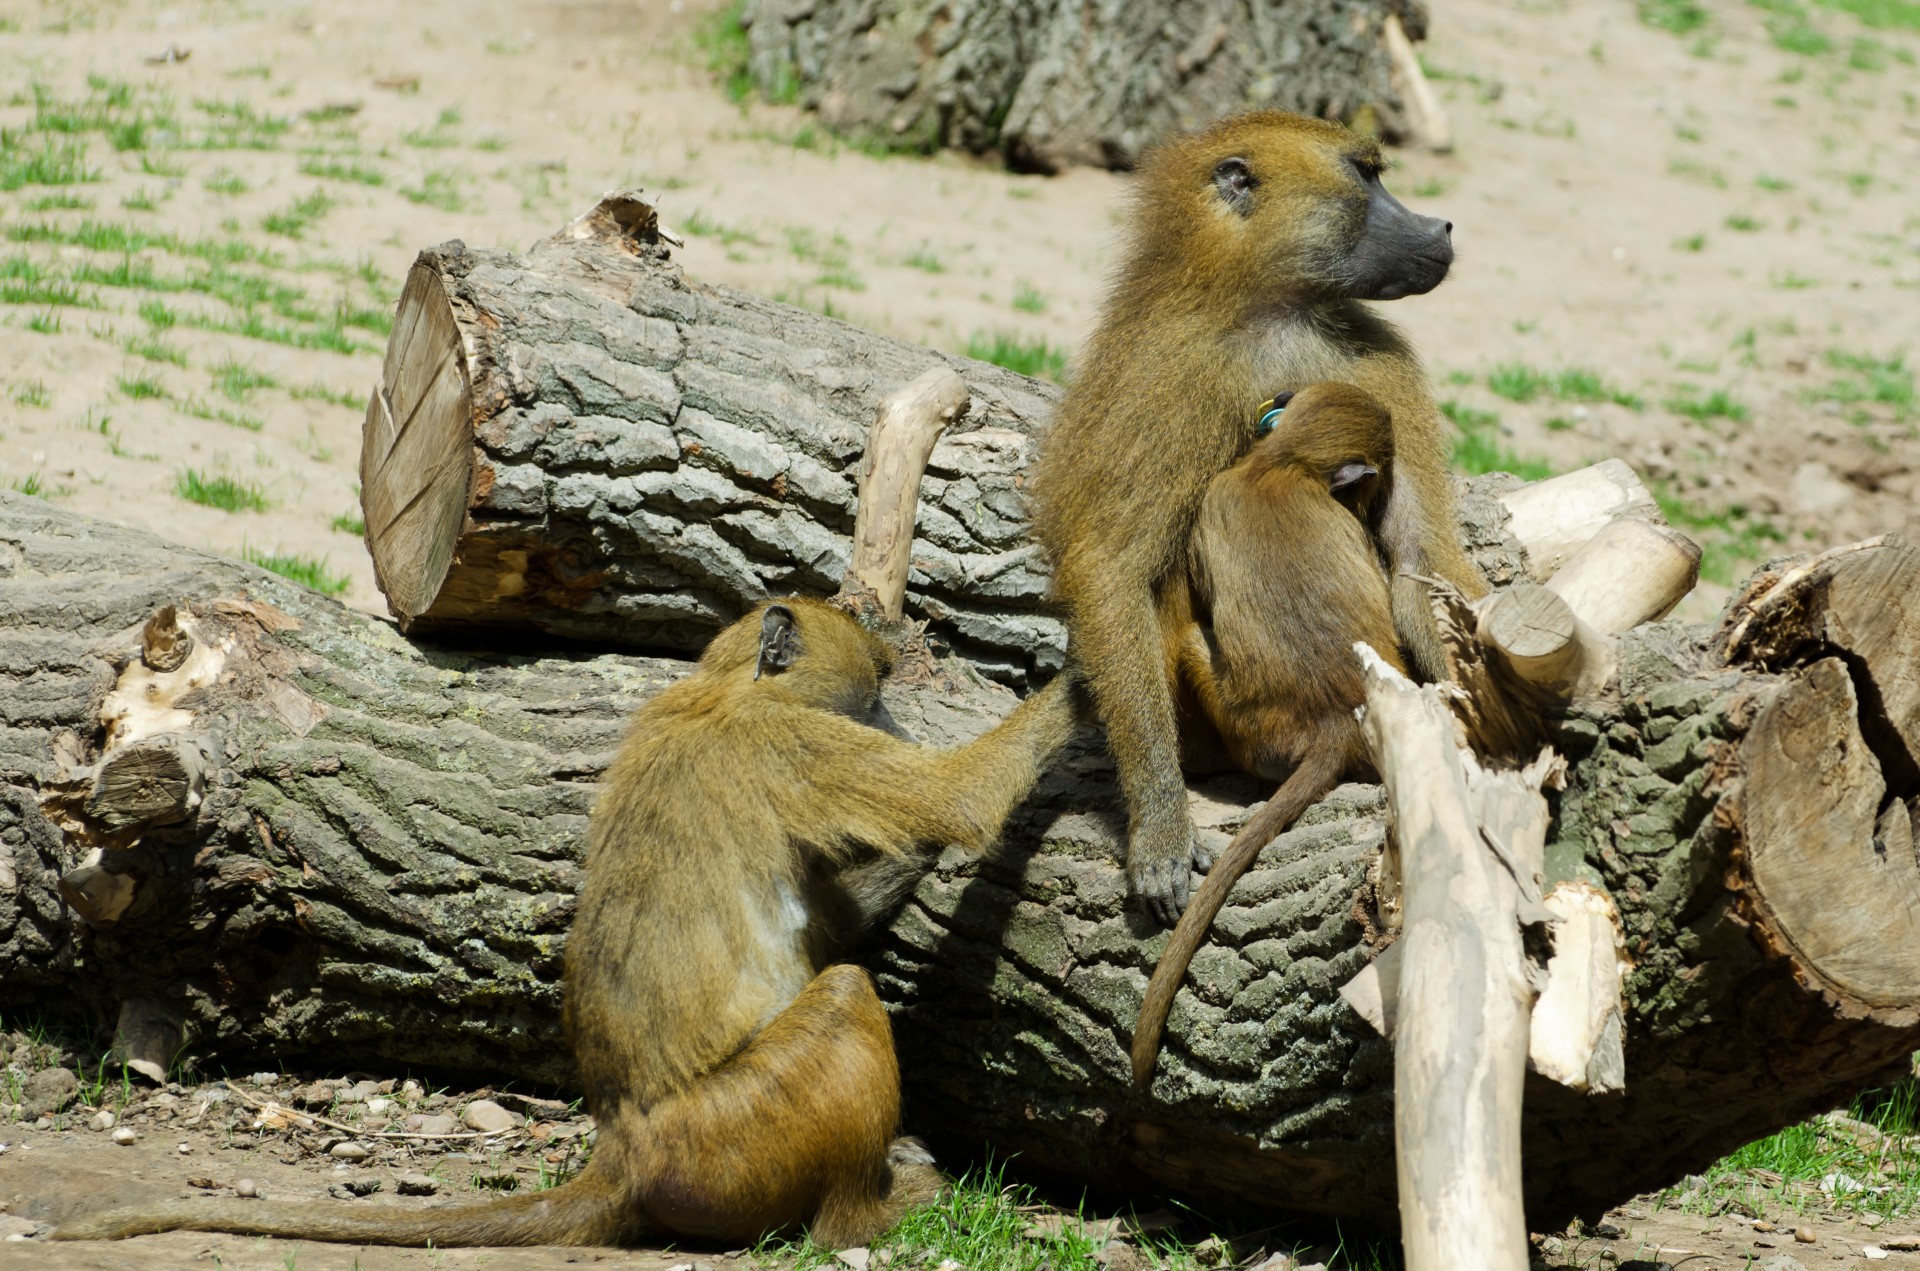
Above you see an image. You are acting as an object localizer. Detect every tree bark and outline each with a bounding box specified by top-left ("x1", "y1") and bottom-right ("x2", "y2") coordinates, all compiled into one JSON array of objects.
[
  {"x1": 740, "y1": 0, "x2": 1434, "y2": 171},
  {"x1": 360, "y1": 193, "x2": 1062, "y2": 686},
  {"x1": 3, "y1": 491, "x2": 1918, "y2": 1229}
]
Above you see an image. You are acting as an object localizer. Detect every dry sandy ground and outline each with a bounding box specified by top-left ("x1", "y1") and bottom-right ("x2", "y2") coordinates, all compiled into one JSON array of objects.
[
  {"x1": 0, "y1": 0, "x2": 1916, "y2": 618},
  {"x1": 0, "y1": 1065, "x2": 1913, "y2": 1271},
  {"x1": 2, "y1": 0, "x2": 1920, "y2": 1267}
]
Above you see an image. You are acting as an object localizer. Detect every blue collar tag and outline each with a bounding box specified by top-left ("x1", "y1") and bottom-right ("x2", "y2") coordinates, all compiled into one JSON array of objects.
[{"x1": 1254, "y1": 398, "x2": 1286, "y2": 437}]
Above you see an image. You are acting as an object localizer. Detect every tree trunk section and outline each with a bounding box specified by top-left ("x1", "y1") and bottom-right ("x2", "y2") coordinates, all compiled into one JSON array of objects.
[
  {"x1": 3, "y1": 491, "x2": 1918, "y2": 1228},
  {"x1": 359, "y1": 193, "x2": 1063, "y2": 686},
  {"x1": 742, "y1": 0, "x2": 1434, "y2": 171}
]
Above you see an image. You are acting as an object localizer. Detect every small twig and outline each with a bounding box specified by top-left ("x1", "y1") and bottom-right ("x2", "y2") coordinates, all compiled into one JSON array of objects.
[{"x1": 221, "y1": 1080, "x2": 516, "y2": 1142}]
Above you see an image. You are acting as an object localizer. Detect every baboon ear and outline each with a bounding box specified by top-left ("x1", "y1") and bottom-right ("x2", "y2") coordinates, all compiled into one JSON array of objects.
[
  {"x1": 755, "y1": 605, "x2": 800, "y2": 680},
  {"x1": 1329, "y1": 462, "x2": 1379, "y2": 493}
]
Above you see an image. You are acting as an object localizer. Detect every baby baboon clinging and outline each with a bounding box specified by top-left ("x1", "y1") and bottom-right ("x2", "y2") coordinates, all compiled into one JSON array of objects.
[
  {"x1": 1031, "y1": 109, "x2": 1484, "y2": 922},
  {"x1": 58, "y1": 599, "x2": 1079, "y2": 1249},
  {"x1": 1132, "y1": 382, "x2": 1407, "y2": 1089}
]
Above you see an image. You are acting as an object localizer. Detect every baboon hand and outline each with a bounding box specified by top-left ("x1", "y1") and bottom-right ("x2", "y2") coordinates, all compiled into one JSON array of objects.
[{"x1": 1128, "y1": 818, "x2": 1205, "y2": 925}]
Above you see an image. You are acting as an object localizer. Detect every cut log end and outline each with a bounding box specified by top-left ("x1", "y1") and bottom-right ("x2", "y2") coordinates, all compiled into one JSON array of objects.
[{"x1": 360, "y1": 260, "x2": 475, "y2": 628}]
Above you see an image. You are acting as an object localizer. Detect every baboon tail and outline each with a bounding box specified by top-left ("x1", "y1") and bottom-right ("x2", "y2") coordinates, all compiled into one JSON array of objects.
[
  {"x1": 52, "y1": 1157, "x2": 633, "y2": 1247},
  {"x1": 1130, "y1": 749, "x2": 1346, "y2": 1091}
]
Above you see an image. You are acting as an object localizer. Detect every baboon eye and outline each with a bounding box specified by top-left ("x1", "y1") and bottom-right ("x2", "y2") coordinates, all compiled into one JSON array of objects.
[{"x1": 1212, "y1": 157, "x2": 1256, "y2": 213}]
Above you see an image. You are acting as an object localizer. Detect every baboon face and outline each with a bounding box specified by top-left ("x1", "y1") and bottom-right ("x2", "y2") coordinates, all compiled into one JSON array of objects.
[{"x1": 1136, "y1": 111, "x2": 1454, "y2": 307}]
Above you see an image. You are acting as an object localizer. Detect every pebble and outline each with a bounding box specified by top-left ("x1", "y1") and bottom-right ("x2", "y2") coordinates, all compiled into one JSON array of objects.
[
  {"x1": 401, "y1": 1080, "x2": 424, "y2": 1099},
  {"x1": 177, "y1": 1142, "x2": 192, "y2": 1155},
  {"x1": 1793, "y1": 1226, "x2": 1814, "y2": 1243},
  {"x1": 0, "y1": 1215, "x2": 37, "y2": 1240},
  {"x1": 329, "y1": 1141, "x2": 371, "y2": 1161},
  {"x1": 1863, "y1": 1248, "x2": 1889, "y2": 1261},
  {"x1": 235, "y1": 1179, "x2": 258, "y2": 1199},
  {"x1": 1754, "y1": 1220, "x2": 1777, "y2": 1233},
  {"x1": 396, "y1": 1172, "x2": 438, "y2": 1196},
  {"x1": 461, "y1": 1099, "x2": 516, "y2": 1134},
  {"x1": 407, "y1": 1113, "x2": 460, "y2": 1136},
  {"x1": 248, "y1": 1073, "x2": 278, "y2": 1087},
  {"x1": 32, "y1": 1117, "x2": 51, "y2": 1131},
  {"x1": 835, "y1": 1249, "x2": 870, "y2": 1271},
  {"x1": 111, "y1": 1127, "x2": 137, "y2": 1146},
  {"x1": 366, "y1": 1098, "x2": 394, "y2": 1118},
  {"x1": 88, "y1": 1110, "x2": 115, "y2": 1132},
  {"x1": 1754, "y1": 1258, "x2": 1806, "y2": 1271}
]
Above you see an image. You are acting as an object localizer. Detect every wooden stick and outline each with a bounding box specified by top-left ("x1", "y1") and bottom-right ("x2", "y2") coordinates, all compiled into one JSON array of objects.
[
  {"x1": 1496, "y1": 460, "x2": 1657, "y2": 582},
  {"x1": 842, "y1": 367, "x2": 970, "y2": 621},
  {"x1": 1477, "y1": 582, "x2": 1617, "y2": 703},
  {"x1": 1355, "y1": 644, "x2": 1540, "y2": 1271},
  {"x1": 1545, "y1": 517, "x2": 1702, "y2": 635},
  {"x1": 1528, "y1": 882, "x2": 1629, "y2": 1094},
  {"x1": 1381, "y1": 14, "x2": 1453, "y2": 153}
]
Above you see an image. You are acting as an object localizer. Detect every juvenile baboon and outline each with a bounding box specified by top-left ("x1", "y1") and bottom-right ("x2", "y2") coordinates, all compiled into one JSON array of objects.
[
  {"x1": 1030, "y1": 109, "x2": 1484, "y2": 922},
  {"x1": 1132, "y1": 382, "x2": 1407, "y2": 1089},
  {"x1": 58, "y1": 599, "x2": 1079, "y2": 1249}
]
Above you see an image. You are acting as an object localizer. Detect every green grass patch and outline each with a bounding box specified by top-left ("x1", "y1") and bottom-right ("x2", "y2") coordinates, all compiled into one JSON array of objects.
[
  {"x1": 1441, "y1": 400, "x2": 1557, "y2": 481},
  {"x1": 902, "y1": 246, "x2": 944, "y2": 274},
  {"x1": 10, "y1": 472, "x2": 49, "y2": 497},
  {"x1": 139, "y1": 298, "x2": 179, "y2": 329},
  {"x1": 121, "y1": 187, "x2": 159, "y2": 212},
  {"x1": 1486, "y1": 363, "x2": 1644, "y2": 409},
  {"x1": 176, "y1": 469, "x2": 268, "y2": 512},
  {"x1": 330, "y1": 510, "x2": 365, "y2": 535},
  {"x1": 1724, "y1": 213, "x2": 1765, "y2": 231},
  {"x1": 192, "y1": 98, "x2": 290, "y2": 149},
  {"x1": 116, "y1": 372, "x2": 165, "y2": 400},
  {"x1": 203, "y1": 168, "x2": 248, "y2": 196},
  {"x1": 1665, "y1": 384, "x2": 1751, "y2": 423},
  {"x1": 298, "y1": 153, "x2": 385, "y2": 186},
  {"x1": 174, "y1": 395, "x2": 265, "y2": 432},
  {"x1": 243, "y1": 546, "x2": 348, "y2": 595},
  {"x1": 1809, "y1": 350, "x2": 1915, "y2": 419},
  {"x1": 679, "y1": 209, "x2": 762, "y2": 247},
  {"x1": 21, "y1": 191, "x2": 91, "y2": 211},
  {"x1": 262, "y1": 190, "x2": 334, "y2": 238},
  {"x1": 1820, "y1": 0, "x2": 1920, "y2": 30},
  {"x1": 122, "y1": 332, "x2": 186, "y2": 366},
  {"x1": 0, "y1": 133, "x2": 99, "y2": 189},
  {"x1": 1755, "y1": 173, "x2": 1795, "y2": 191},
  {"x1": 1674, "y1": 232, "x2": 1707, "y2": 251},
  {"x1": 25, "y1": 309, "x2": 64, "y2": 334},
  {"x1": 1668, "y1": 157, "x2": 1728, "y2": 188},
  {"x1": 964, "y1": 330, "x2": 1069, "y2": 383},
  {"x1": 400, "y1": 168, "x2": 465, "y2": 212},
  {"x1": 695, "y1": 0, "x2": 757, "y2": 104},
  {"x1": 294, "y1": 382, "x2": 364, "y2": 410},
  {"x1": 1640, "y1": 0, "x2": 1710, "y2": 33},
  {"x1": 211, "y1": 356, "x2": 276, "y2": 401},
  {"x1": 12, "y1": 381, "x2": 51, "y2": 408},
  {"x1": 1012, "y1": 282, "x2": 1046, "y2": 314},
  {"x1": 402, "y1": 106, "x2": 464, "y2": 149}
]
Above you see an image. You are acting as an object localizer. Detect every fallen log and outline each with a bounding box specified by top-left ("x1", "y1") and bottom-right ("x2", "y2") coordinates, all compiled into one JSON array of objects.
[
  {"x1": 3, "y1": 490, "x2": 1918, "y2": 1229},
  {"x1": 360, "y1": 192, "x2": 1064, "y2": 685}
]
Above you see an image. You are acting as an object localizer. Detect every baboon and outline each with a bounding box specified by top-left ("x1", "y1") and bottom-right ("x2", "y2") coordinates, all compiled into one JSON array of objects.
[
  {"x1": 58, "y1": 598, "x2": 1079, "y2": 1249},
  {"x1": 1131, "y1": 383, "x2": 1407, "y2": 1088},
  {"x1": 1030, "y1": 109, "x2": 1484, "y2": 922}
]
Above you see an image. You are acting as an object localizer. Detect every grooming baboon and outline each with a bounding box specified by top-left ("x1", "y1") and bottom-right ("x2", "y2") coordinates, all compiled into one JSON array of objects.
[
  {"x1": 57, "y1": 598, "x2": 1079, "y2": 1249},
  {"x1": 1131, "y1": 382, "x2": 1406, "y2": 1088},
  {"x1": 1030, "y1": 109, "x2": 1483, "y2": 922}
]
